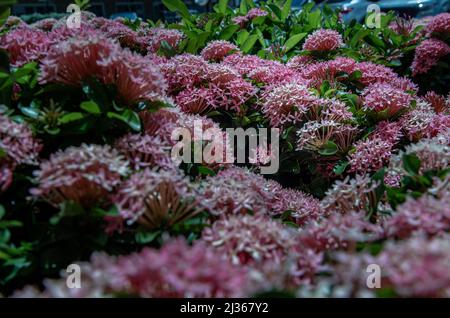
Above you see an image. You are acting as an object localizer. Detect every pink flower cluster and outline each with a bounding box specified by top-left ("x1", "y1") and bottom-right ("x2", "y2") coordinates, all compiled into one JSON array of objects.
[
  {"x1": 0, "y1": 26, "x2": 51, "y2": 67},
  {"x1": 0, "y1": 114, "x2": 41, "y2": 192},
  {"x1": 202, "y1": 214, "x2": 296, "y2": 266},
  {"x1": 426, "y1": 13, "x2": 450, "y2": 35},
  {"x1": 201, "y1": 40, "x2": 239, "y2": 62},
  {"x1": 261, "y1": 83, "x2": 322, "y2": 127},
  {"x1": 384, "y1": 194, "x2": 450, "y2": 239},
  {"x1": 161, "y1": 54, "x2": 254, "y2": 114},
  {"x1": 348, "y1": 122, "x2": 403, "y2": 174},
  {"x1": 302, "y1": 29, "x2": 344, "y2": 52},
  {"x1": 15, "y1": 239, "x2": 250, "y2": 298},
  {"x1": 40, "y1": 36, "x2": 167, "y2": 105},
  {"x1": 31, "y1": 144, "x2": 130, "y2": 207},
  {"x1": 115, "y1": 133, "x2": 174, "y2": 171},
  {"x1": 362, "y1": 83, "x2": 412, "y2": 117},
  {"x1": 3, "y1": 12, "x2": 450, "y2": 299},
  {"x1": 146, "y1": 27, "x2": 184, "y2": 53},
  {"x1": 377, "y1": 235, "x2": 450, "y2": 297},
  {"x1": 112, "y1": 168, "x2": 194, "y2": 224},
  {"x1": 412, "y1": 38, "x2": 450, "y2": 76},
  {"x1": 233, "y1": 8, "x2": 268, "y2": 27}
]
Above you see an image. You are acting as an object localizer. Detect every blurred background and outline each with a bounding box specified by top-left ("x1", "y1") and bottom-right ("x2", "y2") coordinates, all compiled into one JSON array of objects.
[{"x1": 11, "y1": 0, "x2": 450, "y2": 23}]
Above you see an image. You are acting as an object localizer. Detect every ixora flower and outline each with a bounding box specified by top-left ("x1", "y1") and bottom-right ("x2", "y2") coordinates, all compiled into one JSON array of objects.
[
  {"x1": 377, "y1": 235, "x2": 450, "y2": 297},
  {"x1": 93, "y1": 18, "x2": 146, "y2": 52},
  {"x1": 160, "y1": 53, "x2": 209, "y2": 91},
  {"x1": 31, "y1": 18, "x2": 57, "y2": 31},
  {"x1": 423, "y1": 91, "x2": 449, "y2": 114},
  {"x1": 0, "y1": 162, "x2": 14, "y2": 193},
  {"x1": 383, "y1": 193, "x2": 450, "y2": 239},
  {"x1": 412, "y1": 38, "x2": 450, "y2": 76},
  {"x1": 426, "y1": 12, "x2": 450, "y2": 35},
  {"x1": 302, "y1": 29, "x2": 344, "y2": 52},
  {"x1": 348, "y1": 137, "x2": 394, "y2": 174},
  {"x1": 0, "y1": 26, "x2": 51, "y2": 67},
  {"x1": 31, "y1": 144, "x2": 130, "y2": 208},
  {"x1": 112, "y1": 168, "x2": 199, "y2": 228},
  {"x1": 399, "y1": 138, "x2": 449, "y2": 173},
  {"x1": 362, "y1": 83, "x2": 412, "y2": 117},
  {"x1": 296, "y1": 120, "x2": 358, "y2": 153},
  {"x1": 248, "y1": 63, "x2": 299, "y2": 86},
  {"x1": 146, "y1": 27, "x2": 184, "y2": 53},
  {"x1": 108, "y1": 239, "x2": 250, "y2": 297},
  {"x1": 176, "y1": 63, "x2": 255, "y2": 115},
  {"x1": 202, "y1": 214, "x2": 296, "y2": 266},
  {"x1": 115, "y1": 133, "x2": 175, "y2": 171},
  {"x1": 261, "y1": 83, "x2": 322, "y2": 128},
  {"x1": 356, "y1": 62, "x2": 400, "y2": 87},
  {"x1": 140, "y1": 107, "x2": 182, "y2": 142},
  {"x1": 198, "y1": 167, "x2": 273, "y2": 216},
  {"x1": 201, "y1": 40, "x2": 239, "y2": 62},
  {"x1": 320, "y1": 175, "x2": 378, "y2": 214},
  {"x1": 297, "y1": 212, "x2": 383, "y2": 252},
  {"x1": 399, "y1": 100, "x2": 450, "y2": 141},
  {"x1": 297, "y1": 57, "x2": 358, "y2": 88},
  {"x1": 297, "y1": 251, "x2": 376, "y2": 298},
  {"x1": 373, "y1": 121, "x2": 403, "y2": 145},
  {"x1": 39, "y1": 36, "x2": 167, "y2": 105},
  {"x1": 286, "y1": 55, "x2": 313, "y2": 70},
  {"x1": 0, "y1": 114, "x2": 41, "y2": 192},
  {"x1": 222, "y1": 53, "x2": 275, "y2": 76},
  {"x1": 232, "y1": 8, "x2": 268, "y2": 27},
  {"x1": 14, "y1": 239, "x2": 250, "y2": 298},
  {"x1": 0, "y1": 114, "x2": 42, "y2": 167},
  {"x1": 265, "y1": 181, "x2": 323, "y2": 226},
  {"x1": 175, "y1": 86, "x2": 217, "y2": 115}
]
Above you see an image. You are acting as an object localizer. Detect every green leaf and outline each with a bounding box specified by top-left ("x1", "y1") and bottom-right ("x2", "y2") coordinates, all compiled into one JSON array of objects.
[
  {"x1": 19, "y1": 106, "x2": 40, "y2": 119},
  {"x1": 388, "y1": 59, "x2": 402, "y2": 67},
  {"x1": 107, "y1": 110, "x2": 141, "y2": 132},
  {"x1": 135, "y1": 230, "x2": 161, "y2": 244},
  {"x1": 237, "y1": 30, "x2": 249, "y2": 46},
  {"x1": 159, "y1": 40, "x2": 177, "y2": 57},
  {"x1": 0, "y1": 49, "x2": 10, "y2": 74},
  {"x1": 281, "y1": 0, "x2": 293, "y2": 21},
  {"x1": 80, "y1": 101, "x2": 101, "y2": 114},
  {"x1": 239, "y1": 0, "x2": 248, "y2": 14},
  {"x1": 162, "y1": 0, "x2": 192, "y2": 21},
  {"x1": 403, "y1": 154, "x2": 421, "y2": 175},
  {"x1": 217, "y1": 0, "x2": 228, "y2": 14},
  {"x1": 333, "y1": 161, "x2": 349, "y2": 175},
  {"x1": 220, "y1": 24, "x2": 240, "y2": 40},
  {"x1": 59, "y1": 112, "x2": 85, "y2": 124},
  {"x1": 50, "y1": 201, "x2": 86, "y2": 225},
  {"x1": 318, "y1": 141, "x2": 338, "y2": 156},
  {"x1": 241, "y1": 34, "x2": 258, "y2": 53},
  {"x1": 0, "y1": 148, "x2": 6, "y2": 160},
  {"x1": 307, "y1": 10, "x2": 321, "y2": 28},
  {"x1": 268, "y1": 4, "x2": 282, "y2": 20},
  {"x1": 284, "y1": 33, "x2": 307, "y2": 52},
  {"x1": 82, "y1": 78, "x2": 111, "y2": 112},
  {"x1": 197, "y1": 166, "x2": 216, "y2": 176},
  {"x1": 350, "y1": 29, "x2": 371, "y2": 47},
  {"x1": 366, "y1": 34, "x2": 386, "y2": 49},
  {"x1": 0, "y1": 204, "x2": 4, "y2": 220},
  {"x1": 320, "y1": 80, "x2": 330, "y2": 94},
  {"x1": 349, "y1": 70, "x2": 362, "y2": 81}
]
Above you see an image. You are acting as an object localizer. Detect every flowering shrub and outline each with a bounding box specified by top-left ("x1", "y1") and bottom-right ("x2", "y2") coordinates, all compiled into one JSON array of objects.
[{"x1": 0, "y1": 0, "x2": 449, "y2": 298}]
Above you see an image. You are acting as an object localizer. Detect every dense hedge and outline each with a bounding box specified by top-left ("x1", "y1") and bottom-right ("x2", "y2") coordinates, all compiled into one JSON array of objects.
[{"x1": 0, "y1": 1, "x2": 449, "y2": 297}]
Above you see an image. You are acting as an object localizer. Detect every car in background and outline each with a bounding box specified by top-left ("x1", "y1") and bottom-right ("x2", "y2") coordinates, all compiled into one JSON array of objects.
[
  {"x1": 292, "y1": 0, "x2": 312, "y2": 10},
  {"x1": 110, "y1": 12, "x2": 138, "y2": 21},
  {"x1": 318, "y1": 0, "x2": 450, "y2": 22}
]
